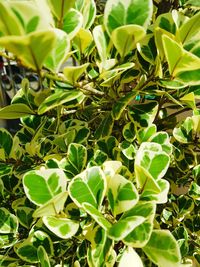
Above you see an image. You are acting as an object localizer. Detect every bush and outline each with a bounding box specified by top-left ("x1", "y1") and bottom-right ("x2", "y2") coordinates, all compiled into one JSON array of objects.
[{"x1": 0, "y1": 0, "x2": 200, "y2": 266}]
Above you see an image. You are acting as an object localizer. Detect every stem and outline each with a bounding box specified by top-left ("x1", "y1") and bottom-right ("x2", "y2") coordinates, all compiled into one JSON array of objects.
[{"x1": 57, "y1": 0, "x2": 65, "y2": 29}]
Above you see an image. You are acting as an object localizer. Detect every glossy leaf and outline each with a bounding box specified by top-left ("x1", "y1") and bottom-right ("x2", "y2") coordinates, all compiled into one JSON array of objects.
[
  {"x1": 135, "y1": 142, "x2": 170, "y2": 181},
  {"x1": 0, "y1": 1, "x2": 24, "y2": 36},
  {"x1": 43, "y1": 216, "x2": 79, "y2": 239},
  {"x1": 93, "y1": 25, "x2": 108, "y2": 63},
  {"x1": 0, "y1": 30, "x2": 56, "y2": 70},
  {"x1": 112, "y1": 91, "x2": 137, "y2": 120},
  {"x1": 82, "y1": 203, "x2": 112, "y2": 230},
  {"x1": 123, "y1": 122, "x2": 135, "y2": 142},
  {"x1": 128, "y1": 101, "x2": 158, "y2": 127},
  {"x1": 112, "y1": 25, "x2": 145, "y2": 57},
  {"x1": 75, "y1": 0, "x2": 96, "y2": 29},
  {"x1": 38, "y1": 90, "x2": 85, "y2": 114},
  {"x1": 162, "y1": 35, "x2": 200, "y2": 79},
  {"x1": 48, "y1": 0, "x2": 75, "y2": 20},
  {"x1": 0, "y1": 104, "x2": 35, "y2": 119},
  {"x1": 0, "y1": 208, "x2": 18, "y2": 234},
  {"x1": 16, "y1": 207, "x2": 34, "y2": 229},
  {"x1": 23, "y1": 169, "x2": 67, "y2": 206},
  {"x1": 104, "y1": 0, "x2": 153, "y2": 35},
  {"x1": 37, "y1": 246, "x2": 51, "y2": 267},
  {"x1": 0, "y1": 129, "x2": 13, "y2": 157},
  {"x1": 15, "y1": 231, "x2": 53, "y2": 263},
  {"x1": 143, "y1": 230, "x2": 181, "y2": 267},
  {"x1": 63, "y1": 63, "x2": 89, "y2": 85},
  {"x1": 8, "y1": 1, "x2": 52, "y2": 33},
  {"x1": 44, "y1": 29, "x2": 70, "y2": 72},
  {"x1": 119, "y1": 247, "x2": 144, "y2": 267},
  {"x1": 63, "y1": 9, "x2": 83, "y2": 39},
  {"x1": 179, "y1": 12, "x2": 200, "y2": 45},
  {"x1": 67, "y1": 143, "x2": 87, "y2": 173},
  {"x1": 95, "y1": 112, "x2": 114, "y2": 139},
  {"x1": 86, "y1": 226, "x2": 113, "y2": 267},
  {"x1": 69, "y1": 166, "x2": 107, "y2": 208},
  {"x1": 33, "y1": 191, "x2": 68, "y2": 217},
  {"x1": 73, "y1": 28, "x2": 93, "y2": 55},
  {"x1": 122, "y1": 202, "x2": 156, "y2": 247},
  {"x1": 107, "y1": 174, "x2": 138, "y2": 216},
  {"x1": 108, "y1": 216, "x2": 145, "y2": 240}
]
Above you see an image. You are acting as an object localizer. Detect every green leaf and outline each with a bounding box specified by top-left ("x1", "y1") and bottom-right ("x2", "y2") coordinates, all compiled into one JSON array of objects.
[
  {"x1": 128, "y1": 101, "x2": 158, "y2": 127},
  {"x1": 135, "y1": 142, "x2": 170, "y2": 181},
  {"x1": 0, "y1": 30, "x2": 56, "y2": 71},
  {"x1": 155, "y1": 12, "x2": 177, "y2": 35},
  {"x1": 0, "y1": 1, "x2": 24, "y2": 35},
  {"x1": 23, "y1": 169, "x2": 67, "y2": 206},
  {"x1": 38, "y1": 90, "x2": 85, "y2": 115},
  {"x1": 73, "y1": 28, "x2": 93, "y2": 55},
  {"x1": 16, "y1": 207, "x2": 34, "y2": 229},
  {"x1": 95, "y1": 112, "x2": 114, "y2": 139},
  {"x1": 173, "y1": 117, "x2": 194, "y2": 143},
  {"x1": 112, "y1": 91, "x2": 137, "y2": 120},
  {"x1": 37, "y1": 246, "x2": 51, "y2": 267},
  {"x1": 143, "y1": 230, "x2": 181, "y2": 267},
  {"x1": 69, "y1": 166, "x2": 107, "y2": 208},
  {"x1": 0, "y1": 233, "x2": 17, "y2": 249},
  {"x1": 63, "y1": 63, "x2": 89, "y2": 85},
  {"x1": 119, "y1": 247, "x2": 144, "y2": 267},
  {"x1": 43, "y1": 216, "x2": 79, "y2": 239},
  {"x1": 75, "y1": 0, "x2": 96, "y2": 29},
  {"x1": 137, "y1": 34, "x2": 157, "y2": 64},
  {"x1": 33, "y1": 191, "x2": 68, "y2": 218},
  {"x1": 63, "y1": 9, "x2": 83, "y2": 39},
  {"x1": 9, "y1": 1, "x2": 53, "y2": 33},
  {"x1": 97, "y1": 136, "x2": 118, "y2": 158},
  {"x1": 0, "y1": 208, "x2": 18, "y2": 234},
  {"x1": 67, "y1": 143, "x2": 87, "y2": 173},
  {"x1": 123, "y1": 122, "x2": 135, "y2": 142},
  {"x1": 162, "y1": 35, "x2": 200, "y2": 78},
  {"x1": 149, "y1": 132, "x2": 172, "y2": 155},
  {"x1": 93, "y1": 25, "x2": 108, "y2": 63},
  {"x1": 86, "y1": 226, "x2": 113, "y2": 267},
  {"x1": 82, "y1": 203, "x2": 112, "y2": 230},
  {"x1": 0, "y1": 104, "x2": 35, "y2": 119},
  {"x1": 48, "y1": 0, "x2": 75, "y2": 20},
  {"x1": 0, "y1": 129, "x2": 13, "y2": 157},
  {"x1": 137, "y1": 124, "x2": 157, "y2": 143},
  {"x1": 104, "y1": 0, "x2": 153, "y2": 35},
  {"x1": 44, "y1": 29, "x2": 70, "y2": 72},
  {"x1": 179, "y1": 12, "x2": 200, "y2": 45},
  {"x1": 189, "y1": 182, "x2": 200, "y2": 200},
  {"x1": 15, "y1": 231, "x2": 53, "y2": 263},
  {"x1": 122, "y1": 202, "x2": 156, "y2": 247},
  {"x1": 100, "y1": 62, "x2": 134, "y2": 87},
  {"x1": 108, "y1": 216, "x2": 145, "y2": 241},
  {"x1": 107, "y1": 174, "x2": 139, "y2": 216},
  {"x1": 112, "y1": 25, "x2": 145, "y2": 57}
]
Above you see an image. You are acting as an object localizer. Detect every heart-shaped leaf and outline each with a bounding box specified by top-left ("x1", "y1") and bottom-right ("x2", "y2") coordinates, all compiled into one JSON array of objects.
[
  {"x1": 112, "y1": 25, "x2": 145, "y2": 57},
  {"x1": 104, "y1": 0, "x2": 153, "y2": 35},
  {"x1": 69, "y1": 166, "x2": 107, "y2": 208},
  {"x1": 23, "y1": 169, "x2": 67, "y2": 206},
  {"x1": 107, "y1": 174, "x2": 139, "y2": 216}
]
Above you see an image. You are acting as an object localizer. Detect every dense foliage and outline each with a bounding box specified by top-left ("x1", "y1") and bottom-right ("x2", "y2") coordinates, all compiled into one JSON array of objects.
[{"x1": 0, "y1": 0, "x2": 200, "y2": 266}]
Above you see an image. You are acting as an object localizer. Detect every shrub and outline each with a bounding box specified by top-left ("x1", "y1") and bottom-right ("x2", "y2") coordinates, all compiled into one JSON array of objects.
[{"x1": 0, "y1": 0, "x2": 200, "y2": 266}]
